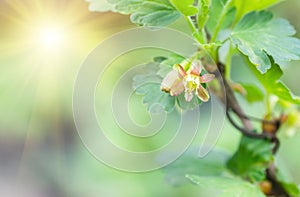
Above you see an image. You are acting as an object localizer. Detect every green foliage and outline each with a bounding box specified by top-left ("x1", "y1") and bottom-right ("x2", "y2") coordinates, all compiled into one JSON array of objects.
[
  {"x1": 87, "y1": 0, "x2": 113, "y2": 12},
  {"x1": 246, "y1": 61, "x2": 300, "y2": 105},
  {"x1": 233, "y1": 0, "x2": 282, "y2": 22},
  {"x1": 88, "y1": 0, "x2": 300, "y2": 195},
  {"x1": 107, "y1": 0, "x2": 142, "y2": 14},
  {"x1": 277, "y1": 179, "x2": 300, "y2": 196},
  {"x1": 186, "y1": 175, "x2": 266, "y2": 197},
  {"x1": 106, "y1": 0, "x2": 181, "y2": 26},
  {"x1": 90, "y1": 0, "x2": 181, "y2": 26},
  {"x1": 169, "y1": 0, "x2": 198, "y2": 16},
  {"x1": 156, "y1": 54, "x2": 184, "y2": 78},
  {"x1": 231, "y1": 11, "x2": 300, "y2": 73},
  {"x1": 133, "y1": 55, "x2": 204, "y2": 113},
  {"x1": 279, "y1": 181, "x2": 300, "y2": 196},
  {"x1": 239, "y1": 83, "x2": 264, "y2": 103},
  {"x1": 162, "y1": 148, "x2": 229, "y2": 185},
  {"x1": 130, "y1": 0, "x2": 181, "y2": 26},
  {"x1": 104, "y1": 0, "x2": 143, "y2": 14},
  {"x1": 133, "y1": 62, "x2": 176, "y2": 113},
  {"x1": 157, "y1": 54, "x2": 185, "y2": 67},
  {"x1": 227, "y1": 136, "x2": 274, "y2": 182},
  {"x1": 197, "y1": 0, "x2": 211, "y2": 29},
  {"x1": 206, "y1": 0, "x2": 235, "y2": 36}
]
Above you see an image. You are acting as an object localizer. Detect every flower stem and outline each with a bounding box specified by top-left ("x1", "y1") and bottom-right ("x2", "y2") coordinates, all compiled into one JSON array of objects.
[
  {"x1": 185, "y1": 16, "x2": 204, "y2": 44},
  {"x1": 266, "y1": 94, "x2": 272, "y2": 115},
  {"x1": 210, "y1": 0, "x2": 233, "y2": 42},
  {"x1": 225, "y1": 44, "x2": 233, "y2": 80}
]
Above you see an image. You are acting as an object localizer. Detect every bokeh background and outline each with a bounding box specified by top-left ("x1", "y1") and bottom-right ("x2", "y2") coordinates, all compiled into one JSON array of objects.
[{"x1": 0, "y1": 0, "x2": 300, "y2": 196}]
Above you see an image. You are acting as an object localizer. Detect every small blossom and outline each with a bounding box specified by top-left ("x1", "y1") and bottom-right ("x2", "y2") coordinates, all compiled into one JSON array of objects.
[{"x1": 161, "y1": 60, "x2": 215, "y2": 102}]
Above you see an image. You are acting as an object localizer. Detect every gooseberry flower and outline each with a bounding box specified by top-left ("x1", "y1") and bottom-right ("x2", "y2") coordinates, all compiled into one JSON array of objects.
[{"x1": 161, "y1": 60, "x2": 215, "y2": 102}]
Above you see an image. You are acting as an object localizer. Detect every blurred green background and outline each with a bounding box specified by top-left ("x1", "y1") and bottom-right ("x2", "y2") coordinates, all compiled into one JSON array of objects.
[{"x1": 0, "y1": 0, "x2": 300, "y2": 196}]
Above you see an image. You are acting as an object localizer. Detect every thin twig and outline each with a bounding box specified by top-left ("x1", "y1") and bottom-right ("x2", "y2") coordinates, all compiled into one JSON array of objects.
[{"x1": 204, "y1": 60, "x2": 287, "y2": 196}]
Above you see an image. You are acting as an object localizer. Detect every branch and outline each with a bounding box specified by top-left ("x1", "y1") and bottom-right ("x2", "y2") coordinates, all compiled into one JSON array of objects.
[{"x1": 203, "y1": 60, "x2": 288, "y2": 196}]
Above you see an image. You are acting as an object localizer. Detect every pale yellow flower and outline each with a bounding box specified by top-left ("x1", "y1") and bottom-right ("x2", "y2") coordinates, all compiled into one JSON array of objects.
[{"x1": 161, "y1": 61, "x2": 215, "y2": 102}]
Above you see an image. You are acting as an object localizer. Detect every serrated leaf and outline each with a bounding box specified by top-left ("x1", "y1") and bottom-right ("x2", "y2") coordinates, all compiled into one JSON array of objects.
[
  {"x1": 187, "y1": 175, "x2": 266, "y2": 197},
  {"x1": 246, "y1": 61, "x2": 300, "y2": 105},
  {"x1": 87, "y1": 0, "x2": 113, "y2": 12},
  {"x1": 107, "y1": 0, "x2": 143, "y2": 14},
  {"x1": 162, "y1": 147, "x2": 229, "y2": 186},
  {"x1": 239, "y1": 83, "x2": 264, "y2": 103},
  {"x1": 133, "y1": 62, "x2": 176, "y2": 113},
  {"x1": 233, "y1": 0, "x2": 282, "y2": 22},
  {"x1": 227, "y1": 136, "x2": 274, "y2": 182},
  {"x1": 94, "y1": 0, "x2": 181, "y2": 26},
  {"x1": 130, "y1": 0, "x2": 181, "y2": 26},
  {"x1": 169, "y1": 0, "x2": 198, "y2": 16},
  {"x1": 231, "y1": 11, "x2": 300, "y2": 73}
]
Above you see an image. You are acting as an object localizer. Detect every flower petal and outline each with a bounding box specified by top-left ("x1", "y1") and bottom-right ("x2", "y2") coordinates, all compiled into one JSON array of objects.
[
  {"x1": 170, "y1": 79, "x2": 184, "y2": 96},
  {"x1": 173, "y1": 64, "x2": 186, "y2": 77},
  {"x1": 189, "y1": 60, "x2": 202, "y2": 76},
  {"x1": 196, "y1": 85, "x2": 210, "y2": 102},
  {"x1": 185, "y1": 91, "x2": 194, "y2": 102},
  {"x1": 161, "y1": 70, "x2": 179, "y2": 93},
  {"x1": 199, "y1": 73, "x2": 215, "y2": 83},
  {"x1": 161, "y1": 66, "x2": 185, "y2": 96}
]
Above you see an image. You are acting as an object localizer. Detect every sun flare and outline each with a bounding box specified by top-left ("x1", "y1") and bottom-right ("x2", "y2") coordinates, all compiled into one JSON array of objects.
[{"x1": 38, "y1": 25, "x2": 64, "y2": 49}]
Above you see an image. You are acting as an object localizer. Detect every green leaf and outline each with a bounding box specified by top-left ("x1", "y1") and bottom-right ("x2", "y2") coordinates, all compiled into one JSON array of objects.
[
  {"x1": 87, "y1": 0, "x2": 113, "y2": 12},
  {"x1": 233, "y1": 0, "x2": 283, "y2": 22},
  {"x1": 162, "y1": 147, "x2": 229, "y2": 186},
  {"x1": 107, "y1": 0, "x2": 143, "y2": 14},
  {"x1": 231, "y1": 11, "x2": 300, "y2": 73},
  {"x1": 239, "y1": 83, "x2": 264, "y2": 103},
  {"x1": 169, "y1": 0, "x2": 198, "y2": 16},
  {"x1": 206, "y1": 0, "x2": 236, "y2": 35},
  {"x1": 280, "y1": 182, "x2": 300, "y2": 196},
  {"x1": 246, "y1": 61, "x2": 300, "y2": 105},
  {"x1": 227, "y1": 136, "x2": 274, "y2": 182},
  {"x1": 156, "y1": 54, "x2": 185, "y2": 78},
  {"x1": 153, "y1": 56, "x2": 168, "y2": 63},
  {"x1": 275, "y1": 168, "x2": 300, "y2": 196},
  {"x1": 279, "y1": 181, "x2": 300, "y2": 196},
  {"x1": 160, "y1": 53, "x2": 185, "y2": 67},
  {"x1": 197, "y1": 0, "x2": 211, "y2": 29},
  {"x1": 187, "y1": 175, "x2": 266, "y2": 197},
  {"x1": 93, "y1": 0, "x2": 181, "y2": 26},
  {"x1": 130, "y1": 0, "x2": 181, "y2": 26},
  {"x1": 133, "y1": 62, "x2": 176, "y2": 113}
]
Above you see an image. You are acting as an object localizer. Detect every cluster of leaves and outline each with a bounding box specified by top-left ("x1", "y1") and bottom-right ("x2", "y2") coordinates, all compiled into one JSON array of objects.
[
  {"x1": 132, "y1": 54, "x2": 202, "y2": 113},
  {"x1": 162, "y1": 142, "x2": 299, "y2": 196},
  {"x1": 89, "y1": 0, "x2": 300, "y2": 107},
  {"x1": 227, "y1": 136, "x2": 274, "y2": 182},
  {"x1": 88, "y1": 0, "x2": 300, "y2": 196},
  {"x1": 162, "y1": 146, "x2": 268, "y2": 196}
]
